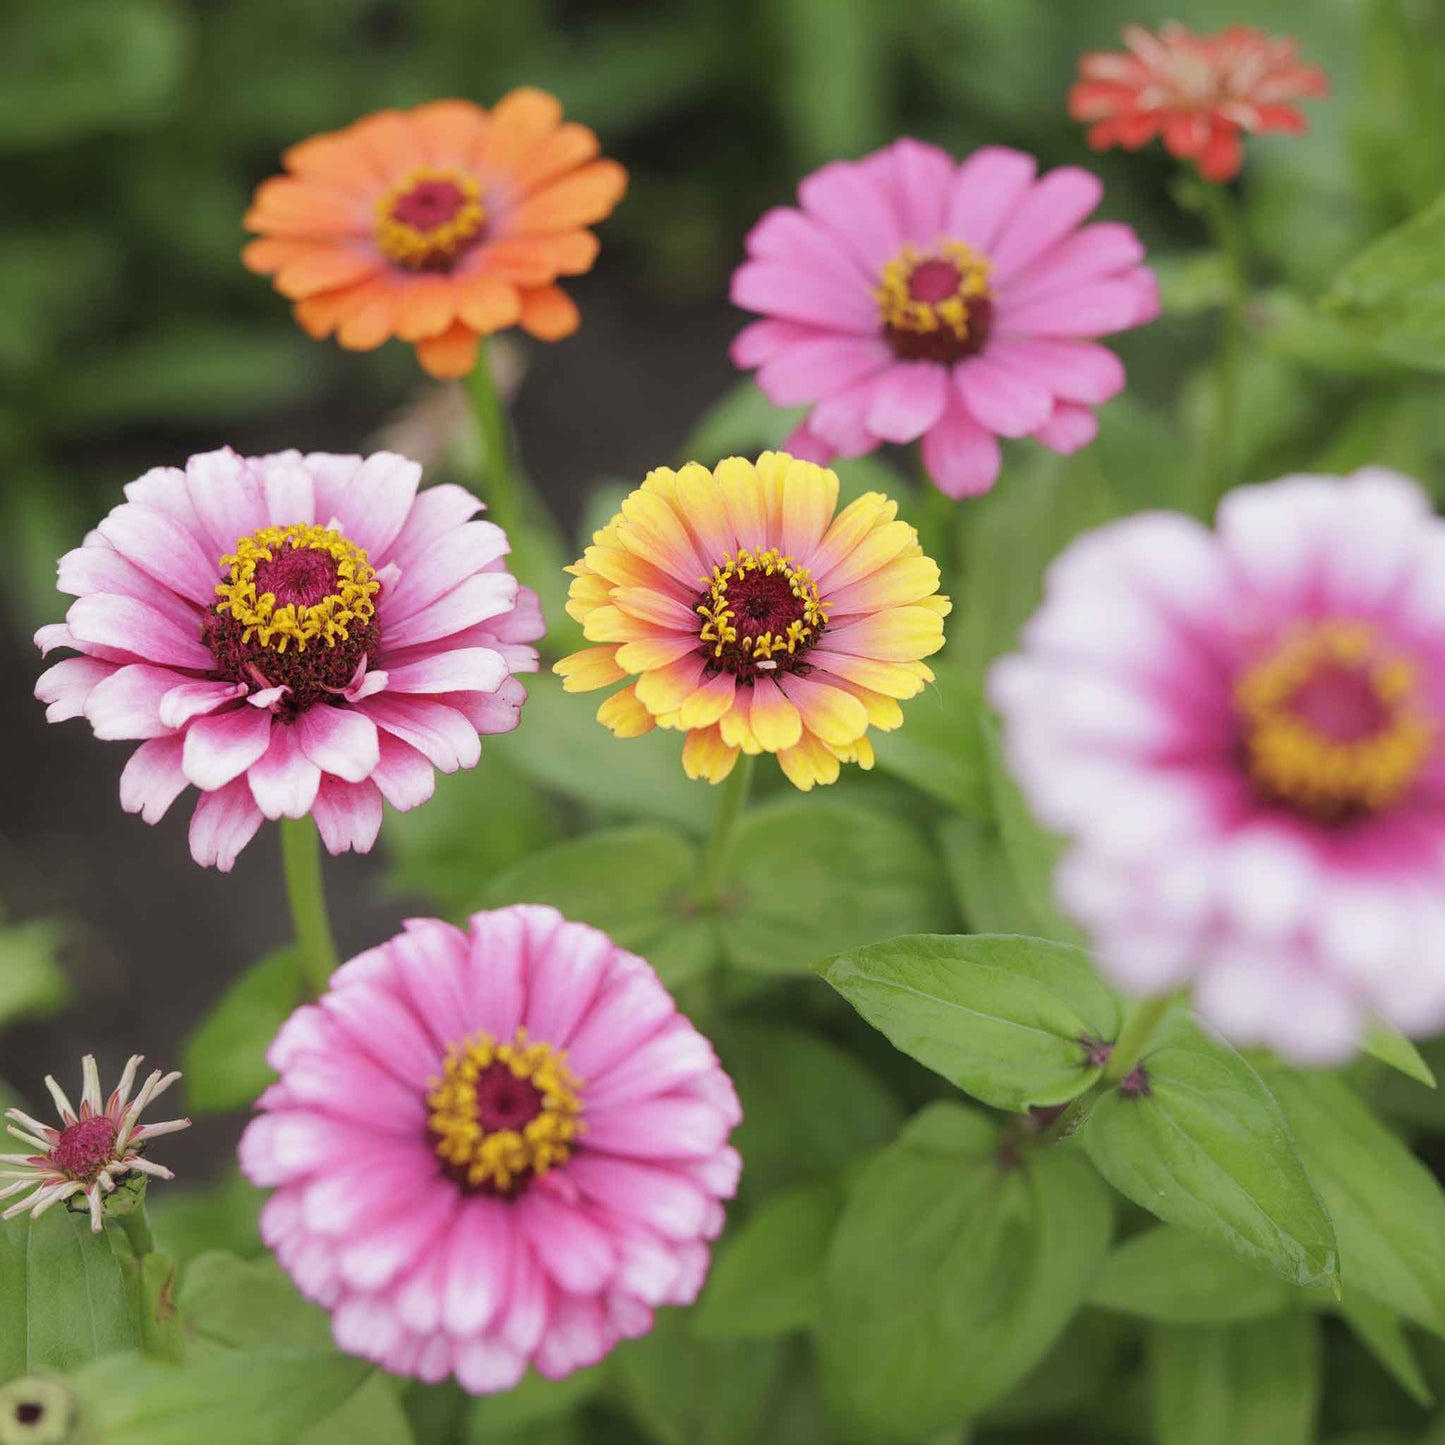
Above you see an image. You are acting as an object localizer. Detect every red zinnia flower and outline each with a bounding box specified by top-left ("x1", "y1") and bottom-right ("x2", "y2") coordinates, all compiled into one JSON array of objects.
[{"x1": 1069, "y1": 23, "x2": 1328, "y2": 183}]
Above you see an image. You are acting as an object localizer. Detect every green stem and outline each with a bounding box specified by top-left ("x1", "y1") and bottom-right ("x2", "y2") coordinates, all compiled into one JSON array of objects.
[
  {"x1": 281, "y1": 815, "x2": 339, "y2": 995},
  {"x1": 117, "y1": 1201, "x2": 155, "y2": 1259},
  {"x1": 466, "y1": 338, "x2": 525, "y2": 545},
  {"x1": 1103, "y1": 994, "x2": 1174, "y2": 1086},
  {"x1": 1194, "y1": 181, "x2": 1250, "y2": 515},
  {"x1": 697, "y1": 754, "x2": 756, "y2": 907}
]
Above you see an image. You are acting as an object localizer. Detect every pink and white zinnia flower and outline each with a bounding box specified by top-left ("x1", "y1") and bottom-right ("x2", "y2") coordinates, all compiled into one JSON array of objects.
[
  {"x1": 2, "y1": 1055, "x2": 190, "y2": 1233},
  {"x1": 36, "y1": 448, "x2": 543, "y2": 870},
  {"x1": 240, "y1": 905, "x2": 741, "y2": 1393},
  {"x1": 731, "y1": 139, "x2": 1158, "y2": 499},
  {"x1": 990, "y1": 469, "x2": 1445, "y2": 1064}
]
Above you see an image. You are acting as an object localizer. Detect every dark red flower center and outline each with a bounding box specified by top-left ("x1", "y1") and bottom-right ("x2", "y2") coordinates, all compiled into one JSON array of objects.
[
  {"x1": 472, "y1": 1062, "x2": 545, "y2": 1132},
  {"x1": 696, "y1": 547, "x2": 828, "y2": 684},
  {"x1": 877, "y1": 242, "x2": 995, "y2": 363},
  {"x1": 376, "y1": 167, "x2": 486, "y2": 271},
  {"x1": 50, "y1": 1116, "x2": 117, "y2": 1181},
  {"x1": 1287, "y1": 662, "x2": 1391, "y2": 744},
  {"x1": 391, "y1": 179, "x2": 469, "y2": 232}
]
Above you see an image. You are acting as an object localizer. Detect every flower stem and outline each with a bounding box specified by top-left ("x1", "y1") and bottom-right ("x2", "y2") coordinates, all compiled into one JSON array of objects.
[
  {"x1": 467, "y1": 338, "x2": 525, "y2": 547},
  {"x1": 1193, "y1": 180, "x2": 1250, "y2": 515},
  {"x1": 281, "y1": 815, "x2": 339, "y2": 995},
  {"x1": 117, "y1": 1201, "x2": 155, "y2": 1259},
  {"x1": 1102, "y1": 994, "x2": 1174, "y2": 1086},
  {"x1": 697, "y1": 754, "x2": 756, "y2": 907}
]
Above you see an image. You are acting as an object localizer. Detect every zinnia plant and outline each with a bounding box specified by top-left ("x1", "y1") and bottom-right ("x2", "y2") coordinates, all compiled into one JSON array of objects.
[
  {"x1": 240, "y1": 906, "x2": 739, "y2": 1392},
  {"x1": 730, "y1": 140, "x2": 1158, "y2": 497}
]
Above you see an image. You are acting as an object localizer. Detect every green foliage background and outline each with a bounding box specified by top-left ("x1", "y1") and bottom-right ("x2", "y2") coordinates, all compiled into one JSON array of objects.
[{"x1": 8, "y1": 0, "x2": 1445, "y2": 1442}]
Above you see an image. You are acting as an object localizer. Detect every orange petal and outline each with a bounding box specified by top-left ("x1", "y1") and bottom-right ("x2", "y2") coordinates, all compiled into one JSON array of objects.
[
  {"x1": 457, "y1": 275, "x2": 522, "y2": 333},
  {"x1": 414, "y1": 322, "x2": 481, "y2": 379},
  {"x1": 336, "y1": 279, "x2": 400, "y2": 351},
  {"x1": 597, "y1": 685, "x2": 655, "y2": 739},
  {"x1": 245, "y1": 177, "x2": 369, "y2": 239},
  {"x1": 293, "y1": 283, "x2": 376, "y2": 339},
  {"x1": 511, "y1": 160, "x2": 628, "y2": 234},
  {"x1": 517, "y1": 285, "x2": 581, "y2": 341},
  {"x1": 349, "y1": 110, "x2": 423, "y2": 183},
  {"x1": 481, "y1": 88, "x2": 564, "y2": 176},
  {"x1": 481, "y1": 232, "x2": 599, "y2": 282},
  {"x1": 409, "y1": 99, "x2": 490, "y2": 169},
  {"x1": 241, "y1": 236, "x2": 317, "y2": 275},
  {"x1": 281, "y1": 129, "x2": 382, "y2": 193},
  {"x1": 394, "y1": 276, "x2": 460, "y2": 342},
  {"x1": 274, "y1": 246, "x2": 383, "y2": 301},
  {"x1": 514, "y1": 122, "x2": 602, "y2": 193},
  {"x1": 682, "y1": 725, "x2": 739, "y2": 783},
  {"x1": 554, "y1": 645, "x2": 627, "y2": 693}
]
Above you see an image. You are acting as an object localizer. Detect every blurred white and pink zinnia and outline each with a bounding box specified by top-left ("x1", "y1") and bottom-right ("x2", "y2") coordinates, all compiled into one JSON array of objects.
[
  {"x1": 730, "y1": 140, "x2": 1158, "y2": 499},
  {"x1": 35, "y1": 448, "x2": 543, "y2": 870},
  {"x1": 240, "y1": 905, "x2": 741, "y2": 1392},
  {"x1": 990, "y1": 469, "x2": 1445, "y2": 1064}
]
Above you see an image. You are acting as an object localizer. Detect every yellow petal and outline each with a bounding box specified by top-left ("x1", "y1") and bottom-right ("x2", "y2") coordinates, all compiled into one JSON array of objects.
[
  {"x1": 597, "y1": 685, "x2": 655, "y2": 738},
  {"x1": 554, "y1": 645, "x2": 626, "y2": 692},
  {"x1": 748, "y1": 682, "x2": 804, "y2": 752},
  {"x1": 682, "y1": 725, "x2": 739, "y2": 783}
]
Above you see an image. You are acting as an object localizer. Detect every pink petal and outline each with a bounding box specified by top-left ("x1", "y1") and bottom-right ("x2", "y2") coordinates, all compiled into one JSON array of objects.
[
  {"x1": 782, "y1": 419, "x2": 834, "y2": 465},
  {"x1": 385, "y1": 522, "x2": 509, "y2": 621},
  {"x1": 730, "y1": 260, "x2": 875, "y2": 335},
  {"x1": 585, "y1": 1020, "x2": 718, "y2": 1108},
  {"x1": 188, "y1": 777, "x2": 264, "y2": 871},
  {"x1": 565, "y1": 1155, "x2": 711, "y2": 1240},
  {"x1": 883, "y1": 138, "x2": 955, "y2": 243},
  {"x1": 36, "y1": 657, "x2": 115, "y2": 722},
  {"x1": 312, "y1": 778, "x2": 384, "y2": 855},
  {"x1": 158, "y1": 679, "x2": 248, "y2": 729},
  {"x1": 66, "y1": 594, "x2": 215, "y2": 671},
  {"x1": 997, "y1": 280, "x2": 1152, "y2": 338},
  {"x1": 257, "y1": 454, "x2": 316, "y2": 527},
  {"x1": 984, "y1": 338, "x2": 1125, "y2": 405},
  {"x1": 124, "y1": 465, "x2": 204, "y2": 539},
  {"x1": 742, "y1": 206, "x2": 873, "y2": 288},
  {"x1": 389, "y1": 919, "x2": 471, "y2": 1047},
  {"x1": 1003, "y1": 222, "x2": 1147, "y2": 306},
  {"x1": 293, "y1": 705, "x2": 380, "y2": 782},
  {"x1": 757, "y1": 336, "x2": 892, "y2": 408},
  {"x1": 730, "y1": 318, "x2": 824, "y2": 370},
  {"x1": 248, "y1": 722, "x2": 322, "y2": 819},
  {"x1": 943, "y1": 147, "x2": 1038, "y2": 252},
  {"x1": 808, "y1": 374, "x2": 889, "y2": 458},
  {"x1": 302, "y1": 453, "x2": 363, "y2": 527},
  {"x1": 119, "y1": 735, "x2": 189, "y2": 823},
  {"x1": 335, "y1": 1185, "x2": 457, "y2": 1291},
  {"x1": 97, "y1": 503, "x2": 221, "y2": 607},
  {"x1": 1033, "y1": 402, "x2": 1100, "y2": 455},
  {"x1": 443, "y1": 1201, "x2": 512, "y2": 1335},
  {"x1": 336, "y1": 452, "x2": 422, "y2": 558},
  {"x1": 920, "y1": 397, "x2": 1003, "y2": 499},
  {"x1": 565, "y1": 970, "x2": 675, "y2": 1079},
  {"x1": 359, "y1": 695, "x2": 482, "y2": 772},
  {"x1": 449, "y1": 679, "x2": 526, "y2": 738},
  {"x1": 955, "y1": 355, "x2": 1054, "y2": 437},
  {"x1": 58, "y1": 545, "x2": 206, "y2": 632},
  {"x1": 384, "y1": 647, "x2": 509, "y2": 696},
  {"x1": 182, "y1": 705, "x2": 273, "y2": 790},
  {"x1": 84, "y1": 663, "x2": 181, "y2": 740},
  {"x1": 386, "y1": 483, "x2": 484, "y2": 572},
  {"x1": 464, "y1": 908, "x2": 530, "y2": 1040},
  {"x1": 521, "y1": 917, "x2": 612, "y2": 1047},
  {"x1": 371, "y1": 734, "x2": 436, "y2": 811},
  {"x1": 989, "y1": 166, "x2": 1104, "y2": 284},
  {"x1": 797, "y1": 159, "x2": 906, "y2": 273},
  {"x1": 381, "y1": 573, "x2": 520, "y2": 651},
  {"x1": 865, "y1": 361, "x2": 950, "y2": 444},
  {"x1": 186, "y1": 448, "x2": 268, "y2": 558},
  {"x1": 518, "y1": 1194, "x2": 617, "y2": 1293}
]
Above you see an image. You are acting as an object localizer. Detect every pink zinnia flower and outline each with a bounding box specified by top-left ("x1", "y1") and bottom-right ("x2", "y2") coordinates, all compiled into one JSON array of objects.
[
  {"x1": 239, "y1": 905, "x2": 741, "y2": 1393},
  {"x1": 990, "y1": 469, "x2": 1445, "y2": 1064},
  {"x1": 730, "y1": 139, "x2": 1158, "y2": 499},
  {"x1": 1070, "y1": 24, "x2": 1329, "y2": 183},
  {"x1": 2, "y1": 1055, "x2": 190, "y2": 1233},
  {"x1": 35, "y1": 448, "x2": 543, "y2": 870}
]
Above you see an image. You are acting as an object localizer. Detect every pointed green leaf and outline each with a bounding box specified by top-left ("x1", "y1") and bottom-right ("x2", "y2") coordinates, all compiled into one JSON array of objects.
[
  {"x1": 1082, "y1": 1016, "x2": 1337, "y2": 1289},
  {"x1": 1360, "y1": 1020, "x2": 1436, "y2": 1088},
  {"x1": 1334, "y1": 1295, "x2": 1434, "y2": 1408},
  {"x1": 814, "y1": 933, "x2": 1120, "y2": 1112}
]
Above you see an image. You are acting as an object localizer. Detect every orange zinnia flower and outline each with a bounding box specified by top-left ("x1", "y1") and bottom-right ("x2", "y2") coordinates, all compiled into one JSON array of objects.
[
  {"x1": 556, "y1": 453, "x2": 950, "y2": 790},
  {"x1": 243, "y1": 90, "x2": 628, "y2": 378}
]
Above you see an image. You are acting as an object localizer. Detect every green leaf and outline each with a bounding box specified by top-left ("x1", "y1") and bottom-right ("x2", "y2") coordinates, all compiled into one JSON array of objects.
[
  {"x1": 466, "y1": 1366, "x2": 603, "y2": 1437},
  {"x1": 183, "y1": 948, "x2": 305, "y2": 1115},
  {"x1": 1259, "y1": 1067, "x2": 1445, "y2": 1337},
  {"x1": 0, "y1": 1210, "x2": 138, "y2": 1376},
  {"x1": 723, "y1": 798, "x2": 954, "y2": 975},
  {"x1": 178, "y1": 1251, "x2": 334, "y2": 1356},
  {"x1": 302, "y1": 1374, "x2": 415, "y2": 1445},
  {"x1": 982, "y1": 1308, "x2": 1132, "y2": 1427},
  {"x1": 869, "y1": 665, "x2": 990, "y2": 818},
  {"x1": 0, "y1": 918, "x2": 69, "y2": 1027},
  {"x1": 1360, "y1": 1020, "x2": 1436, "y2": 1088},
  {"x1": 1334, "y1": 1294, "x2": 1434, "y2": 1408},
  {"x1": 719, "y1": 1022, "x2": 902, "y2": 1204},
  {"x1": 1088, "y1": 1227, "x2": 1298, "y2": 1324},
  {"x1": 130, "y1": 1252, "x2": 184, "y2": 1363},
  {"x1": 610, "y1": 1310, "x2": 788, "y2": 1445},
  {"x1": 819, "y1": 1102, "x2": 1113, "y2": 1442},
  {"x1": 1148, "y1": 1315, "x2": 1321, "y2": 1445},
  {"x1": 1324, "y1": 190, "x2": 1445, "y2": 371},
  {"x1": 815, "y1": 933, "x2": 1120, "y2": 1113},
  {"x1": 479, "y1": 825, "x2": 718, "y2": 990},
  {"x1": 1081, "y1": 1015, "x2": 1337, "y2": 1290},
  {"x1": 693, "y1": 1179, "x2": 842, "y2": 1340},
  {"x1": 72, "y1": 1351, "x2": 371, "y2": 1445},
  {"x1": 148, "y1": 1170, "x2": 263, "y2": 1264},
  {"x1": 936, "y1": 816, "x2": 1044, "y2": 935}
]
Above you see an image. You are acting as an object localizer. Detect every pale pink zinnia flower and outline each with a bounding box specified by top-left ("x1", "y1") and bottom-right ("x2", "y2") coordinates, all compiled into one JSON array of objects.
[
  {"x1": 240, "y1": 905, "x2": 741, "y2": 1393},
  {"x1": 990, "y1": 469, "x2": 1445, "y2": 1065},
  {"x1": 730, "y1": 139, "x2": 1158, "y2": 499},
  {"x1": 35, "y1": 448, "x2": 543, "y2": 870},
  {"x1": 2, "y1": 1055, "x2": 191, "y2": 1233}
]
